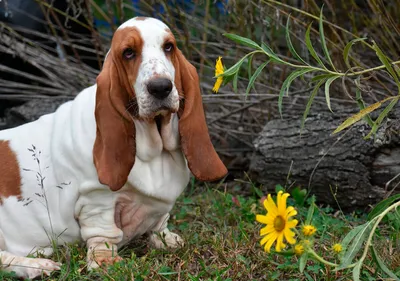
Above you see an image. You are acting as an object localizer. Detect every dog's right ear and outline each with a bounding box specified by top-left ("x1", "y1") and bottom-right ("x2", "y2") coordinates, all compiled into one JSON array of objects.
[{"x1": 93, "y1": 52, "x2": 136, "y2": 191}]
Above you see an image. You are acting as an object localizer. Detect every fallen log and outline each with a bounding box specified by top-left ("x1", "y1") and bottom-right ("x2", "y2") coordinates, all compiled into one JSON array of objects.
[{"x1": 249, "y1": 105, "x2": 400, "y2": 210}]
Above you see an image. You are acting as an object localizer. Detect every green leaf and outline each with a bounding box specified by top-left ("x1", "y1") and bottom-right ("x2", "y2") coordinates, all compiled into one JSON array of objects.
[
  {"x1": 365, "y1": 97, "x2": 399, "y2": 139},
  {"x1": 248, "y1": 55, "x2": 253, "y2": 80},
  {"x1": 372, "y1": 40, "x2": 400, "y2": 84},
  {"x1": 394, "y1": 64, "x2": 400, "y2": 79},
  {"x1": 246, "y1": 60, "x2": 270, "y2": 95},
  {"x1": 261, "y1": 42, "x2": 283, "y2": 63},
  {"x1": 355, "y1": 78, "x2": 374, "y2": 127},
  {"x1": 371, "y1": 245, "x2": 400, "y2": 280},
  {"x1": 319, "y1": 7, "x2": 336, "y2": 71},
  {"x1": 305, "y1": 196, "x2": 316, "y2": 225},
  {"x1": 291, "y1": 187, "x2": 307, "y2": 206},
  {"x1": 368, "y1": 194, "x2": 400, "y2": 221},
  {"x1": 299, "y1": 252, "x2": 309, "y2": 273},
  {"x1": 232, "y1": 71, "x2": 239, "y2": 94},
  {"x1": 301, "y1": 79, "x2": 325, "y2": 130},
  {"x1": 337, "y1": 219, "x2": 376, "y2": 270},
  {"x1": 332, "y1": 98, "x2": 391, "y2": 135},
  {"x1": 324, "y1": 76, "x2": 339, "y2": 112},
  {"x1": 286, "y1": 16, "x2": 307, "y2": 65},
  {"x1": 311, "y1": 74, "x2": 335, "y2": 82},
  {"x1": 275, "y1": 184, "x2": 285, "y2": 193},
  {"x1": 221, "y1": 55, "x2": 249, "y2": 77},
  {"x1": 305, "y1": 23, "x2": 326, "y2": 69},
  {"x1": 343, "y1": 38, "x2": 367, "y2": 69},
  {"x1": 340, "y1": 224, "x2": 364, "y2": 258},
  {"x1": 223, "y1": 33, "x2": 261, "y2": 50},
  {"x1": 278, "y1": 68, "x2": 314, "y2": 116},
  {"x1": 222, "y1": 75, "x2": 234, "y2": 85},
  {"x1": 352, "y1": 260, "x2": 362, "y2": 281}
]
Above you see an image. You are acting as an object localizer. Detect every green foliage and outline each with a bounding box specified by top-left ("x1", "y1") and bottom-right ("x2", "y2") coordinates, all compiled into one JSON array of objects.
[
  {"x1": 368, "y1": 194, "x2": 400, "y2": 221},
  {"x1": 253, "y1": 186, "x2": 400, "y2": 281},
  {"x1": 218, "y1": 8, "x2": 400, "y2": 137}
]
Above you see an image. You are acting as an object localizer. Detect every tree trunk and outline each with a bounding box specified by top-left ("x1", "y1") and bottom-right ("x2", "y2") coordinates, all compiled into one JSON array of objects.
[{"x1": 249, "y1": 106, "x2": 400, "y2": 210}]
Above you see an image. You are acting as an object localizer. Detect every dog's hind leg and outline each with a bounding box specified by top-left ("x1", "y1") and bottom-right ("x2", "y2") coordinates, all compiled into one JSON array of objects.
[{"x1": 0, "y1": 229, "x2": 61, "y2": 279}]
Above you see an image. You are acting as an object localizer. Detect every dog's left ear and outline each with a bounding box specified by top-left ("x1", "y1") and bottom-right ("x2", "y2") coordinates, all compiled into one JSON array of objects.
[{"x1": 174, "y1": 49, "x2": 227, "y2": 182}]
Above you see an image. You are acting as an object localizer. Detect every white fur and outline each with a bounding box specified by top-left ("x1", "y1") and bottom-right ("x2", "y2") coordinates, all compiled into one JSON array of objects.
[
  {"x1": 0, "y1": 17, "x2": 191, "y2": 279},
  {"x1": 120, "y1": 18, "x2": 179, "y2": 117}
]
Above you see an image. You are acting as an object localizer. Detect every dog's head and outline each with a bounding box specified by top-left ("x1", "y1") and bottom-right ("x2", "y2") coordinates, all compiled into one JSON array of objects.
[{"x1": 93, "y1": 17, "x2": 227, "y2": 191}]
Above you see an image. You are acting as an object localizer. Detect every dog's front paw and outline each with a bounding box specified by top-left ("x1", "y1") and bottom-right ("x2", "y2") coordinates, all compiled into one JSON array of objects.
[
  {"x1": 87, "y1": 252, "x2": 123, "y2": 270},
  {"x1": 86, "y1": 241, "x2": 121, "y2": 270},
  {"x1": 149, "y1": 229, "x2": 184, "y2": 249},
  {"x1": 3, "y1": 257, "x2": 61, "y2": 279}
]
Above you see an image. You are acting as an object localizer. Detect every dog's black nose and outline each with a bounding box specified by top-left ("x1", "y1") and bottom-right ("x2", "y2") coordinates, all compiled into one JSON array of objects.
[{"x1": 147, "y1": 78, "x2": 173, "y2": 99}]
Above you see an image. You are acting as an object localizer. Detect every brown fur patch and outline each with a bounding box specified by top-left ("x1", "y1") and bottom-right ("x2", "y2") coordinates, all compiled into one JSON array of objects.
[
  {"x1": 93, "y1": 26, "x2": 144, "y2": 191},
  {"x1": 173, "y1": 47, "x2": 228, "y2": 182},
  {"x1": 135, "y1": 17, "x2": 147, "y2": 21},
  {"x1": 0, "y1": 140, "x2": 22, "y2": 203}
]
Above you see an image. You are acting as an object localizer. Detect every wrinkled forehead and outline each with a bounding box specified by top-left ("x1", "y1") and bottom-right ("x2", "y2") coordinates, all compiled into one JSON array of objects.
[{"x1": 117, "y1": 17, "x2": 171, "y2": 47}]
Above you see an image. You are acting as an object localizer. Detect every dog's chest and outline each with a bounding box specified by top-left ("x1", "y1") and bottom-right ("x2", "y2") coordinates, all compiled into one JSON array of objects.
[
  {"x1": 115, "y1": 115, "x2": 190, "y2": 245},
  {"x1": 129, "y1": 115, "x2": 191, "y2": 201},
  {"x1": 114, "y1": 191, "x2": 173, "y2": 245}
]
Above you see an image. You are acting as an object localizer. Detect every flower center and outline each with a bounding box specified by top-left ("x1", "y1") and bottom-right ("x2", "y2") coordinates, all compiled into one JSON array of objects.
[{"x1": 273, "y1": 215, "x2": 286, "y2": 231}]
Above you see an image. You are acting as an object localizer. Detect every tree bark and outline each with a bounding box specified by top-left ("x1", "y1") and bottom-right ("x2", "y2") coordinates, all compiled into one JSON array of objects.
[{"x1": 249, "y1": 106, "x2": 400, "y2": 210}]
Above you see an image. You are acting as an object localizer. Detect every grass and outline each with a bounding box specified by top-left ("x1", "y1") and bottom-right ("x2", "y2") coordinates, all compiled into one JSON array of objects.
[{"x1": 1, "y1": 182, "x2": 398, "y2": 281}]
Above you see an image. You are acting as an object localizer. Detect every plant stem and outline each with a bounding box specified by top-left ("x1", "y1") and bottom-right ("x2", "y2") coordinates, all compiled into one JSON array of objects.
[
  {"x1": 357, "y1": 200, "x2": 400, "y2": 267},
  {"x1": 307, "y1": 248, "x2": 338, "y2": 267},
  {"x1": 273, "y1": 55, "x2": 400, "y2": 77}
]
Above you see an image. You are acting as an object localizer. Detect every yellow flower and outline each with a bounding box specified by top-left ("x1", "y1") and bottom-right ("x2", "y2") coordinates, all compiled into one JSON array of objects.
[
  {"x1": 332, "y1": 243, "x2": 342, "y2": 254},
  {"x1": 294, "y1": 244, "x2": 304, "y2": 256},
  {"x1": 256, "y1": 191, "x2": 298, "y2": 253},
  {"x1": 302, "y1": 225, "x2": 317, "y2": 237},
  {"x1": 212, "y1": 56, "x2": 224, "y2": 93}
]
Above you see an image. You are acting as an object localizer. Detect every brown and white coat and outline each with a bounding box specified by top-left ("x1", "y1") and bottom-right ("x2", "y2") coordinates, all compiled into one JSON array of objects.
[{"x1": 0, "y1": 17, "x2": 227, "y2": 279}]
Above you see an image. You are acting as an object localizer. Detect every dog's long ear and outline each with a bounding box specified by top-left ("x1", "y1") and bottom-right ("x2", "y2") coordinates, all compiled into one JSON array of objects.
[
  {"x1": 175, "y1": 50, "x2": 227, "y2": 181},
  {"x1": 93, "y1": 53, "x2": 135, "y2": 191}
]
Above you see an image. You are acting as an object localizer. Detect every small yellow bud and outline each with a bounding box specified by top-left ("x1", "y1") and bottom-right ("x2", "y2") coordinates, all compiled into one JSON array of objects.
[
  {"x1": 294, "y1": 244, "x2": 304, "y2": 256},
  {"x1": 332, "y1": 243, "x2": 342, "y2": 254},
  {"x1": 302, "y1": 225, "x2": 317, "y2": 237}
]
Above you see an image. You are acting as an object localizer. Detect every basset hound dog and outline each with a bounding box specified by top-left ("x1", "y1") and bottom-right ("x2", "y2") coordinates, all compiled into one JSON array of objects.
[{"x1": 0, "y1": 17, "x2": 227, "y2": 279}]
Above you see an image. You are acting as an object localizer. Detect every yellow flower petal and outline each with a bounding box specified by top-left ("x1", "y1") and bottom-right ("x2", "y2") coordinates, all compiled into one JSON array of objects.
[
  {"x1": 215, "y1": 57, "x2": 223, "y2": 75},
  {"x1": 263, "y1": 232, "x2": 278, "y2": 253},
  {"x1": 255, "y1": 214, "x2": 267, "y2": 224},
  {"x1": 284, "y1": 229, "x2": 296, "y2": 245},
  {"x1": 275, "y1": 233, "x2": 286, "y2": 252},
  {"x1": 278, "y1": 192, "x2": 290, "y2": 215},
  {"x1": 212, "y1": 77, "x2": 223, "y2": 93},
  {"x1": 260, "y1": 231, "x2": 278, "y2": 247},
  {"x1": 260, "y1": 224, "x2": 275, "y2": 236},
  {"x1": 264, "y1": 194, "x2": 278, "y2": 215},
  {"x1": 285, "y1": 206, "x2": 298, "y2": 218},
  {"x1": 287, "y1": 219, "x2": 298, "y2": 228},
  {"x1": 256, "y1": 214, "x2": 275, "y2": 225}
]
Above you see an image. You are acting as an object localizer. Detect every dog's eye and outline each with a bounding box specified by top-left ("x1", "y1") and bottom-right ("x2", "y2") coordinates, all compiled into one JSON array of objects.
[
  {"x1": 164, "y1": 43, "x2": 173, "y2": 53},
  {"x1": 123, "y1": 48, "x2": 135, "y2": 60}
]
